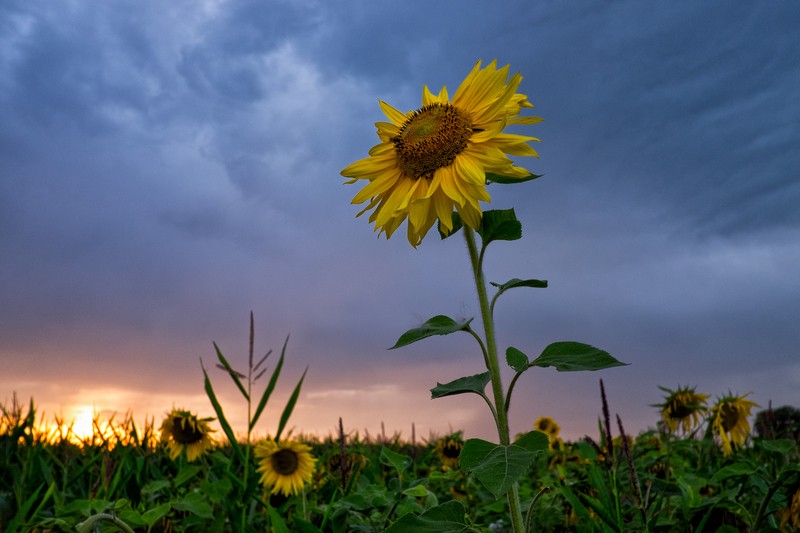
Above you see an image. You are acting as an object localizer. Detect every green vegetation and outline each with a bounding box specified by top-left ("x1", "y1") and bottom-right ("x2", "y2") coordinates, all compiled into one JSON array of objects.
[{"x1": 2, "y1": 391, "x2": 798, "y2": 532}]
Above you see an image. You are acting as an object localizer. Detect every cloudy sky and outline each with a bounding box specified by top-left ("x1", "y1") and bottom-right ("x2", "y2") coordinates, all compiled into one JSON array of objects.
[{"x1": 2, "y1": 0, "x2": 798, "y2": 443}]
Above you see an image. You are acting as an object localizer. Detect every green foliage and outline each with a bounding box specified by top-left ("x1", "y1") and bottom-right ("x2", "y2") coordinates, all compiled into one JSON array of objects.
[
  {"x1": 460, "y1": 432, "x2": 548, "y2": 499},
  {"x1": 530, "y1": 342, "x2": 628, "y2": 372},
  {"x1": 390, "y1": 315, "x2": 474, "y2": 349},
  {"x1": 485, "y1": 172, "x2": 543, "y2": 185},
  {"x1": 430, "y1": 373, "x2": 491, "y2": 399},
  {"x1": 2, "y1": 394, "x2": 800, "y2": 531}
]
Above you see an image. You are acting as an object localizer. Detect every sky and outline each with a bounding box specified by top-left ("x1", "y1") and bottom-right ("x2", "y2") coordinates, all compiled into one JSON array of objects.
[{"x1": 1, "y1": 0, "x2": 798, "y2": 444}]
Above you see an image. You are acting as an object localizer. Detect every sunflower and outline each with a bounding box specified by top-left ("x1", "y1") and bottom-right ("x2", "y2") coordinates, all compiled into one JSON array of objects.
[
  {"x1": 255, "y1": 438, "x2": 317, "y2": 497},
  {"x1": 534, "y1": 416, "x2": 561, "y2": 450},
  {"x1": 779, "y1": 484, "x2": 800, "y2": 532},
  {"x1": 159, "y1": 409, "x2": 215, "y2": 462},
  {"x1": 341, "y1": 60, "x2": 541, "y2": 246},
  {"x1": 434, "y1": 432, "x2": 464, "y2": 470},
  {"x1": 653, "y1": 385, "x2": 710, "y2": 434},
  {"x1": 710, "y1": 393, "x2": 759, "y2": 456}
]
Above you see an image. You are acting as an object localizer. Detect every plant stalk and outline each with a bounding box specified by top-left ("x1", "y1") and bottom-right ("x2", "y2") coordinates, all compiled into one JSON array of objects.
[{"x1": 463, "y1": 226, "x2": 525, "y2": 532}]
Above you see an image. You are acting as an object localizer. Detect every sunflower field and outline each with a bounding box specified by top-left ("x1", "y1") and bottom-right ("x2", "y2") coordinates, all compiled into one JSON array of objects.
[
  {"x1": 3, "y1": 61, "x2": 799, "y2": 533},
  {"x1": 2, "y1": 387, "x2": 799, "y2": 533}
]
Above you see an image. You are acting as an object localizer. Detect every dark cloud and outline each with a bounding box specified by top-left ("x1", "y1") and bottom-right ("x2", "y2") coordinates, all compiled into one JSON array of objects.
[{"x1": 1, "y1": 0, "x2": 798, "y2": 438}]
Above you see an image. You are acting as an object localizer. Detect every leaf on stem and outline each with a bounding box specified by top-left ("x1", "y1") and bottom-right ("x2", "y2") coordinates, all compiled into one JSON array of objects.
[
  {"x1": 506, "y1": 347, "x2": 530, "y2": 373},
  {"x1": 486, "y1": 172, "x2": 543, "y2": 185},
  {"x1": 477, "y1": 209, "x2": 522, "y2": 245},
  {"x1": 431, "y1": 372, "x2": 491, "y2": 399},
  {"x1": 490, "y1": 278, "x2": 548, "y2": 291},
  {"x1": 380, "y1": 446, "x2": 412, "y2": 476},
  {"x1": 385, "y1": 500, "x2": 470, "y2": 532},
  {"x1": 390, "y1": 315, "x2": 473, "y2": 349},
  {"x1": 460, "y1": 435, "x2": 547, "y2": 499},
  {"x1": 530, "y1": 342, "x2": 628, "y2": 372}
]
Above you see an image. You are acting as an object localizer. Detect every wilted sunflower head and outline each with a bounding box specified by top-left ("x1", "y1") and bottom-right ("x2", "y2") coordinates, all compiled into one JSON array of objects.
[
  {"x1": 255, "y1": 438, "x2": 317, "y2": 497},
  {"x1": 710, "y1": 392, "x2": 759, "y2": 456},
  {"x1": 434, "y1": 433, "x2": 464, "y2": 470},
  {"x1": 654, "y1": 385, "x2": 710, "y2": 434},
  {"x1": 341, "y1": 59, "x2": 541, "y2": 247},
  {"x1": 159, "y1": 409, "x2": 215, "y2": 462}
]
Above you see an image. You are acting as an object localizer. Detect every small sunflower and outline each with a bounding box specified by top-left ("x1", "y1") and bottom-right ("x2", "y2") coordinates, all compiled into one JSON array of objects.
[
  {"x1": 341, "y1": 60, "x2": 541, "y2": 246},
  {"x1": 653, "y1": 385, "x2": 710, "y2": 434},
  {"x1": 159, "y1": 409, "x2": 215, "y2": 462},
  {"x1": 434, "y1": 432, "x2": 464, "y2": 470},
  {"x1": 255, "y1": 438, "x2": 317, "y2": 497},
  {"x1": 710, "y1": 393, "x2": 759, "y2": 456},
  {"x1": 779, "y1": 484, "x2": 800, "y2": 532},
  {"x1": 534, "y1": 416, "x2": 561, "y2": 450}
]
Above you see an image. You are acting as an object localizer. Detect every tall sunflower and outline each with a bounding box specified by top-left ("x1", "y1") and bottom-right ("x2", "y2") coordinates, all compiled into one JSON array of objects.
[
  {"x1": 159, "y1": 409, "x2": 215, "y2": 462},
  {"x1": 710, "y1": 393, "x2": 759, "y2": 456},
  {"x1": 341, "y1": 60, "x2": 541, "y2": 246},
  {"x1": 255, "y1": 438, "x2": 317, "y2": 497},
  {"x1": 653, "y1": 385, "x2": 710, "y2": 434}
]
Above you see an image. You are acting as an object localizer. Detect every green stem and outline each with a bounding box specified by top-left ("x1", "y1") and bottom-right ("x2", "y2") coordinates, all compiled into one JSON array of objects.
[{"x1": 463, "y1": 226, "x2": 525, "y2": 533}]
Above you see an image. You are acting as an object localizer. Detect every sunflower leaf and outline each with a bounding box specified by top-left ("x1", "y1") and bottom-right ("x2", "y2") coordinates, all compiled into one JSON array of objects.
[
  {"x1": 478, "y1": 209, "x2": 522, "y2": 244},
  {"x1": 268, "y1": 506, "x2": 291, "y2": 533},
  {"x1": 490, "y1": 278, "x2": 548, "y2": 291},
  {"x1": 506, "y1": 347, "x2": 530, "y2": 373},
  {"x1": 385, "y1": 500, "x2": 470, "y2": 532},
  {"x1": 380, "y1": 446, "x2": 412, "y2": 476},
  {"x1": 486, "y1": 172, "x2": 543, "y2": 184},
  {"x1": 172, "y1": 491, "x2": 213, "y2": 519},
  {"x1": 250, "y1": 335, "x2": 289, "y2": 432},
  {"x1": 515, "y1": 430, "x2": 550, "y2": 453},
  {"x1": 438, "y1": 212, "x2": 463, "y2": 240},
  {"x1": 431, "y1": 372, "x2": 491, "y2": 399},
  {"x1": 530, "y1": 342, "x2": 628, "y2": 372},
  {"x1": 459, "y1": 437, "x2": 545, "y2": 499},
  {"x1": 390, "y1": 315, "x2": 473, "y2": 349}
]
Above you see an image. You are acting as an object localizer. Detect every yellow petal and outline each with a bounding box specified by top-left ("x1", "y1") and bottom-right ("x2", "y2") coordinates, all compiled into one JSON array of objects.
[
  {"x1": 379, "y1": 100, "x2": 409, "y2": 126},
  {"x1": 350, "y1": 170, "x2": 402, "y2": 204},
  {"x1": 454, "y1": 153, "x2": 487, "y2": 187}
]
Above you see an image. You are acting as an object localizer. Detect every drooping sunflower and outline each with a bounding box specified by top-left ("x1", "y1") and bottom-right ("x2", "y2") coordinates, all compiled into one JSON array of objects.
[
  {"x1": 534, "y1": 416, "x2": 561, "y2": 450},
  {"x1": 159, "y1": 409, "x2": 215, "y2": 462},
  {"x1": 710, "y1": 393, "x2": 759, "y2": 456},
  {"x1": 255, "y1": 438, "x2": 317, "y2": 497},
  {"x1": 341, "y1": 60, "x2": 541, "y2": 246},
  {"x1": 653, "y1": 385, "x2": 710, "y2": 434},
  {"x1": 434, "y1": 432, "x2": 464, "y2": 470}
]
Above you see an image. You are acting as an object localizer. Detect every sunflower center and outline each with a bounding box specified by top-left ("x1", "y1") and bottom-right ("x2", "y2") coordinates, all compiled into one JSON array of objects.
[
  {"x1": 392, "y1": 103, "x2": 473, "y2": 180},
  {"x1": 719, "y1": 403, "x2": 740, "y2": 432},
  {"x1": 272, "y1": 448, "x2": 299, "y2": 475},
  {"x1": 171, "y1": 417, "x2": 204, "y2": 444},
  {"x1": 669, "y1": 399, "x2": 694, "y2": 420},
  {"x1": 442, "y1": 441, "x2": 462, "y2": 459}
]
